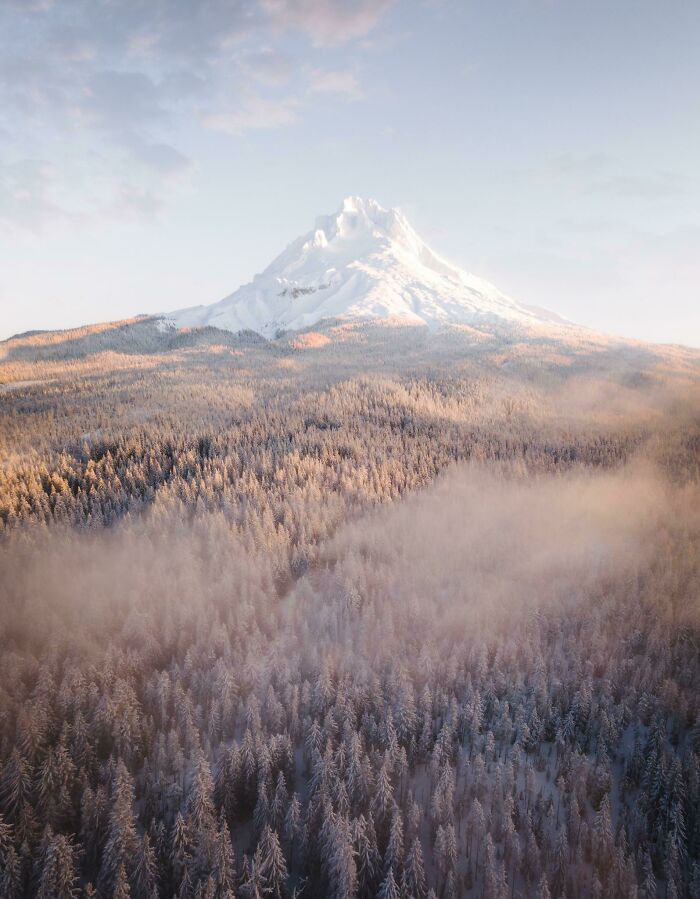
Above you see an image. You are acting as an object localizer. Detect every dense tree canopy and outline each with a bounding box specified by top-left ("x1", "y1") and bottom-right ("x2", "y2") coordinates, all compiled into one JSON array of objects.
[{"x1": 1, "y1": 324, "x2": 699, "y2": 897}]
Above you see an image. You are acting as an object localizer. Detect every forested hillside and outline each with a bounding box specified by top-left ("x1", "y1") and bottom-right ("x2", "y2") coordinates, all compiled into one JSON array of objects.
[{"x1": 1, "y1": 324, "x2": 699, "y2": 898}]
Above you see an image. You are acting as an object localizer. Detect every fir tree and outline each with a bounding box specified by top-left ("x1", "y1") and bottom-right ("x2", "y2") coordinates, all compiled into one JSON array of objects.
[
  {"x1": 402, "y1": 837, "x2": 427, "y2": 899},
  {"x1": 378, "y1": 867, "x2": 400, "y2": 899},
  {"x1": 37, "y1": 833, "x2": 79, "y2": 899},
  {"x1": 259, "y1": 826, "x2": 287, "y2": 899},
  {"x1": 133, "y1": 834, "x2": 158, "y2": 899},
  {"x1": 99, "y1": 762, "x2": 139, "y2": 896},
  {"x1": 212, "y1": 816, "x2": 236, "y2": 898},
  {"x1": 113, "y1": 862, "x2": 132, "y2": 899}
]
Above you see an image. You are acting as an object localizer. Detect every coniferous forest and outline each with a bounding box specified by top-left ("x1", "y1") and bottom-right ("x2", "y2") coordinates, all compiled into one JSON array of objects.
[{"x1": 1, "y1": 320, "x2": 700, "y2": 898}]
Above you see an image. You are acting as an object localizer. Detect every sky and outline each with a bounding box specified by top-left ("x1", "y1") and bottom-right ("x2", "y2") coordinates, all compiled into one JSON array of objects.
[{"x1": 0, "y1": 0, "x2": 699, "y2": 346}]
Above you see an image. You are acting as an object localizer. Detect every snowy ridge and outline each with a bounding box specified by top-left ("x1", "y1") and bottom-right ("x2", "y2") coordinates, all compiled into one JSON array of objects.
[{"x1": 166, "y1": 197, "x2": 562, "y2": 339}]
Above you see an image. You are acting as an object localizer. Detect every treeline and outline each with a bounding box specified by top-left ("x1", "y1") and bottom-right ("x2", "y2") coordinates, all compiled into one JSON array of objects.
[{"x1": 1, "y1": 374, "x2": 644, "y2": 545}]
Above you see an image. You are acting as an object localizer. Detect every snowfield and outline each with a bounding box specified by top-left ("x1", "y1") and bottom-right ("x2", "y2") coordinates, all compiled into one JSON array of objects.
[{"x1": 165, "y1": 197, "x2": 563, "y2": 339}]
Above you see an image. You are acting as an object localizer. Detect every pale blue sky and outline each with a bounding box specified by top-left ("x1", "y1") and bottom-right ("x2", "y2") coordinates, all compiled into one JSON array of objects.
[{"x1": 1, "y1": 0, "x2": 698, "y2": 345}]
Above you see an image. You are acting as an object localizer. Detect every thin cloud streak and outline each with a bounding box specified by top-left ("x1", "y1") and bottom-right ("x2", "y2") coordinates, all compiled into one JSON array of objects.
[{"x1": 0, "y1": 0, "x2": 394, "y2": 229}]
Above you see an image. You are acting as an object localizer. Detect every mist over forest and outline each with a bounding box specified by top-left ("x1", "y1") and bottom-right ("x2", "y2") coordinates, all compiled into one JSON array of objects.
[{"x1": 1, "y1": 322, "x2": 699, "y2": 899}]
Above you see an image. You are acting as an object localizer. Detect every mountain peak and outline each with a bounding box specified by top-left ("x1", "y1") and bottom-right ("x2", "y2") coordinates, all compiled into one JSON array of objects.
[
  {"x1": 339, "y1": 195, "x2": 383, "y2": 215},
  {"x1": 166, "y1": 199, "x2": 565, "y2": 338},
  {"x1": 312, "y1": 196, "x2": 414, "y2": 249},
  {"x1": 335, "y1": 195, "x2": 396, "y2": 222}
]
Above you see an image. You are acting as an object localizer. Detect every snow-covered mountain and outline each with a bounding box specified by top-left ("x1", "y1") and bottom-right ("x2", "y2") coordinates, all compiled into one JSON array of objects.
[{"x1": 166, "y1": 197, "x2": 565, "y2": 339}]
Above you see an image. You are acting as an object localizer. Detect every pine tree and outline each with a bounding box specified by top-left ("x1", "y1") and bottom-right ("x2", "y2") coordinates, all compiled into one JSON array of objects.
[
  {"x1": 254, "y1": 781, "x2": 270, "y2": 835},
  {"x1": 355, "y1": 815, "x2": 380, "y2": 899},
  {"x1": 436, "y1": 823, "x2": 457, "y2": 885},
  {"x1": 467, "y1": 797, "x2": 485, "y2": 873},
  {"x1": 99, "y1": 762, "x2": 139, "y2": 896},
  {"x1": 259, "y1": 826, "x2": 287, "y2": 899},
  {"x1": 37, "y1": 833, "x2": 80, "y2": 899},
  {"x1": 187, "y1": 755, "x2": 216, "y2": 835},
  {"x1": 113, "y1": 862, "x2": 132, "y2": 899},
  {"x1": 401, "y1": 837, "x2": 426, "y2": 899},
  {"x1": 0, "y1": 812, "x2": 13, "y2": 861},
  {"x1": 271, "y1": 773, "x2": 288, "y2": 834},
  {"x1": 212, "y1": 816, "x2": 236, "y2": 897},
  {"x1": 536, "y1": 873, "x2": 551, "y2": 899},
  {"x1": 384, "y1": 808, "x2": 403, "y2": 878},
  {"x1": 443, "y1": 870, "x2": 457, "y2": 899},
  {"x1": 591, "y1": 793, "x2": 613, "y2": 874},
  {"x1": 0, "y1": 749, "x2": 32, "y2": 821},
  {"x1": 665, "y1": 838, "x2": 681, "y2": 899},
  {"x1": 240, "y1": 847, "x2": 268, "y2": 899},
  {"x1": 194, "y1": 876, "x2": 217, "y2": 899},
  {"x1": 215, "y1": 749, "x2": 237, "y2": 825},
  {"x1": 551, "y1": 827, "x2": 568, "y2": 897},
  {"x1": 0, "y1": 843, "x2": 22, "y2": 899},
  {"x1": 378, "y1": 867, "x2": 400, "y2": 899},
  {"x1": 483, "y1": 834, "x2": 499, "y2": 899},
  {"x1": 689, "y1": 862, "x2": 700, "y2": 899},
  {"x1": 171, "y1": 811, "x2": 193, "y2": 893},
  {"x1": 326, "y1": 814, "x2": 357, "y2": 899},
  {"x1": 373, "y1": 760, "x2": 393, "y2": 827},
  {"x1": 0, "y1": 748, "x2": 37, "y2": 842},
  {"x1": 285, "y1": 793, "x2": 301, "y2": 869},
  {"x1": 133, "y1": 834, "x2": 158, "y2": 899}
]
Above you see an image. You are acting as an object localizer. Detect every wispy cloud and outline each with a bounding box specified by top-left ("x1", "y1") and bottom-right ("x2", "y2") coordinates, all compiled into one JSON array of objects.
[
  {"x1": 262, "y1": 0, "x2": 394, "y2": 46},
  {"x1": 587, "y1": 171, "x2": 692, "y2": 200},
  {"x1": 204, "y1": 94, "x2": 301, "y2": 134},
  {"x1": 544, "y1": 154, "x2": 694, "y2": 201},
  {"x1": 127, "y1": 140, "x2": 193, "y2": 177},
  {"x1": 0, "y1": 157, "x2": 63, "y2": 232},
  {"x1": 241, "y1": 48, "x2": 297, "y2": 87},
  {"x1": 308, "y1": 68, "x2": 362, "y2": 97},
  {"x1": 0, "y1": 0, "x2": 395, "y2": 230}
]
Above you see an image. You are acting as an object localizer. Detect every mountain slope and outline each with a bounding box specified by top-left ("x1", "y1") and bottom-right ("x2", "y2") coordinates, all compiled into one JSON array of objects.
[{"x1": 166, "y1": 197, "x2": 565, "y2": 338}]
